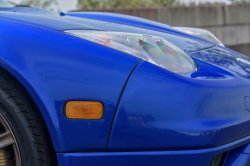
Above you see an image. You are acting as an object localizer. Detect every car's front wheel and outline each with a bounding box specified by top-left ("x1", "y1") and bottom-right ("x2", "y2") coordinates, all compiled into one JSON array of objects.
[{"x1": 0, "y1": 69, "x2": 56, "y2": 166}]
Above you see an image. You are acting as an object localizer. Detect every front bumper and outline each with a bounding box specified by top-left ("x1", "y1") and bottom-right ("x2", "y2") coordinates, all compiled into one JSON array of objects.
[{"x1": 57, "y1": 135, "x2": 250, "y2": 166}]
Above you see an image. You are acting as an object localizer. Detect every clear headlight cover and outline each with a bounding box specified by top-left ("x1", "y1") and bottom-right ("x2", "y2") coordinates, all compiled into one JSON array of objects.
[
  {"x1": 174, "y1": 27, "x2": 224, "y2": 46},
  {"x1": 64, "y1": 30, "x2": 197, "y2": 74}
]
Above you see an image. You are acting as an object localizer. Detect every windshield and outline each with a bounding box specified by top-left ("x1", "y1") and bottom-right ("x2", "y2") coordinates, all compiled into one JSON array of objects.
[{"x1": 0, "y1": 0, "x2": 14, "y2": 7}]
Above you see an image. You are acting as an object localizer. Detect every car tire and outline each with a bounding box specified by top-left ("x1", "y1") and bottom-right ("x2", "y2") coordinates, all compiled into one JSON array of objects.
[{"x1": 0, "y1": 69, "x2": 56, "y2": 166}]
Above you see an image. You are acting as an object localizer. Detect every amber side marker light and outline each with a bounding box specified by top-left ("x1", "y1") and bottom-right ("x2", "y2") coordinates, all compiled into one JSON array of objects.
[{"x1": 65, "y1": 101, "x2": 103, "y2": 119}]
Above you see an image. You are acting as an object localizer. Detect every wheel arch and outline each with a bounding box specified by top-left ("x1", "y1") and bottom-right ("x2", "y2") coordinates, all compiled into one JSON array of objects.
[{"x1": 0, "y1": 63, "x2": 61, "y2": 152}]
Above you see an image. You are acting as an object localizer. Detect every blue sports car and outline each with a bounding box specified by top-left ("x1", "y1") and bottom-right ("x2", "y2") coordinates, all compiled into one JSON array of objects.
[{"x1": 1, "y1": 0, "x2": 250, "y2": 165}]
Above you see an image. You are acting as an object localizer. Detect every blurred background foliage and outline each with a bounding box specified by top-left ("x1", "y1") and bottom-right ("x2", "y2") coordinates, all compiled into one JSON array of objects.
[
  {"x1": 5, "y1": 0, "x2": 249, "y2": 11},
  {"x1": 7, "y1": 0, "x2": 58, "y2": 11},
  {"x1": 78, "y1": 0, "x2": 176, "y2": 9},
  {"x1": 5, "y1": 0, "x2": 189, "y2": 10}
]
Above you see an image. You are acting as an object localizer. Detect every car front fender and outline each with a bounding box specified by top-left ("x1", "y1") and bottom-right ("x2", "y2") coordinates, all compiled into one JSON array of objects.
[{"x1": 0, "y1": 18, "x2": 141, "y2": 152}]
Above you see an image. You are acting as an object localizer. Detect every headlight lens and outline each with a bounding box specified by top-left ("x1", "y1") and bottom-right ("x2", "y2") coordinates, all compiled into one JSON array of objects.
[
  {"x1": 64, "y1": 30, "x2": 197, "y2": 74},
  {"x1": 174, "y1": 27, "x2": 224, "y2": 46}
]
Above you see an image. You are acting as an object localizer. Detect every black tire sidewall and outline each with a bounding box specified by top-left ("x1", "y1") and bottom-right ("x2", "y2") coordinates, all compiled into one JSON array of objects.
[{"x1": 0, "y1": 93, "x2": 35, "y2": 165}]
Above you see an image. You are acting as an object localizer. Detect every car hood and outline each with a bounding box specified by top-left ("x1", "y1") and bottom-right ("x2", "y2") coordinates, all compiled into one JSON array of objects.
[
  {"x1": 190, "y1": 46, "x2": 250, "y2": 79},
  {"x1": 0, "y1": 7, "x2": 214, "y2": 53}
]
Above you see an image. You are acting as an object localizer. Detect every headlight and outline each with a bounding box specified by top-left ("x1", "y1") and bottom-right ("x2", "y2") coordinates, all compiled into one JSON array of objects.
[
  {"x1": 64, "y1": 30, "x2": 197, "y2": 74},
  {"x1": 174, "y1": 27, "x2": 224, "y2": 46}
]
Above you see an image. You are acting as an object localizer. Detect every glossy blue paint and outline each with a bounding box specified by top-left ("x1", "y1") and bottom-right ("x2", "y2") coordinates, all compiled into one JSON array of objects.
[
  {"x1": 0, "y1": 18, "x2": 142, "y2": 152},
  {"x1": 234, "y1": 143, "x2": 250, "y2": 154},
  {"x1": 0, "y1": 7, "x2": 217, "y2": 152},
  {"x1": 66, "y1": 12, "x2": 217, "y2": 52},
  {"x1": 66, "y1": 12, "x2": 173, "y2": 31},
  {"x1": 57, "y1": 134, "x2": 250, "y2": 166},
  {"x1": 190, "y1": 45, "x2": 250, "y2": 79},
  {"x1": 66, "y1": 12, "x2": 217, "y2": 46},
  {"x1": 224, "y1": 150, "x2": 250, "y2": 166},
  {"x1": 107, "y1": 57, "x2": 250, "y2": 151},
  {"x1": 0, "y1": 8, "x2": 214, "y2": 53},
  {"x1": 221, "y1": 141, "x2": 250, "y2": 165},
  {"x1": 1, "y1": 5, "x2": 250, "y2": 165}
]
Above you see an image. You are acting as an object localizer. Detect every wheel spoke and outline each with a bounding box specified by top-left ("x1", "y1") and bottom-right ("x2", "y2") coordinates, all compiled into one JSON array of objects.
[
  {"x1": 0, "y1": 130, "x2": 15, "y2": 149},
  {"x1": 0, "y1": 114, "x2": 21, "y2": 166}
]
